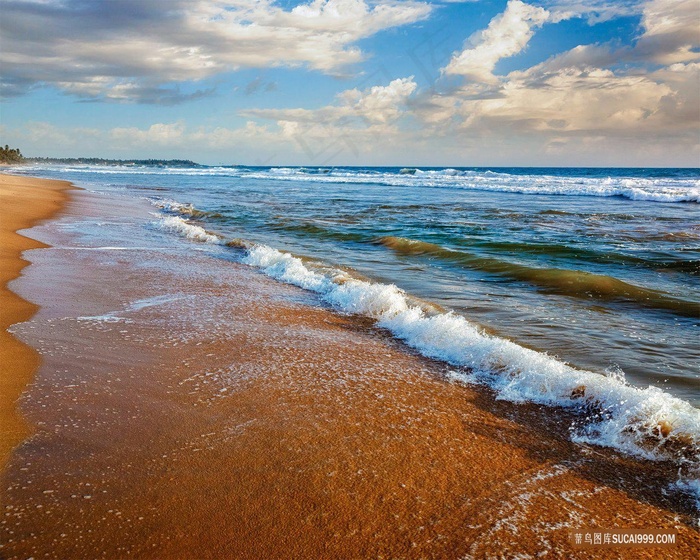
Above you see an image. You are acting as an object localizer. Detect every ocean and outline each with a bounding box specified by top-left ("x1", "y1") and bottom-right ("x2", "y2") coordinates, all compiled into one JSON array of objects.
[{"x1": 9, "y1": 163, "x2": 700, "y2": 500}]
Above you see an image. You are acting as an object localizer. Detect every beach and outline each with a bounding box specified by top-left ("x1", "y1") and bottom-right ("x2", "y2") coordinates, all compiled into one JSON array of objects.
[
  {"x1": 1, "y1": 172, "x2": 698, "y2": 559},
  {"x1": 0, "y1": 173, "x2": 74, "y2": 471}
]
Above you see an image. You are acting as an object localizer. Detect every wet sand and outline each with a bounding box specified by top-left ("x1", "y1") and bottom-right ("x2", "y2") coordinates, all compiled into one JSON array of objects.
[
  {"x1": 1, "y1": 177, "x2": 698, "y2": 558},
  {"x1": 0, "y1": 173, "x2": 74, "y2": 470}
]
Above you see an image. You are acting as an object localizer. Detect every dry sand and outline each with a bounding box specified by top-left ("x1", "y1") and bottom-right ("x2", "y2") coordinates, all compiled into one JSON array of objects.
[
  {"x1": 0, "y1": 173, "x2": 74, "y2": 470},
  {"x1": 1, "y1": 175, "x2": 698, "y2": 559}
]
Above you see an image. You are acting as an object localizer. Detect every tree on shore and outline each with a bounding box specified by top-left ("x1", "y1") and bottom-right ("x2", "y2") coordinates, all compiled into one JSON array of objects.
[{"x1": 0, "y1": 145, "x2": 24, "y2": 163}]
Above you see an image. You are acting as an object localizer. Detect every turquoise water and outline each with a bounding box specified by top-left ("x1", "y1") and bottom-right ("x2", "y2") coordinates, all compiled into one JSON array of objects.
[
  {"x1": 16, "y1": 164, "x2": 698, "y2": 408},
  {"x1": 9, "y1": 162, "x2": 700, "y2": 496}
]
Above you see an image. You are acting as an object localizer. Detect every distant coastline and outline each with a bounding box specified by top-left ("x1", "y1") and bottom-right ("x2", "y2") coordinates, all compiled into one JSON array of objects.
[{"x1": 24, "y1": 157, "x2": 203, "y2": 167}]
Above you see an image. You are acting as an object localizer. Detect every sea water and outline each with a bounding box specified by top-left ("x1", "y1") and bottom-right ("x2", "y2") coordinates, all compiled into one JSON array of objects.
[{"x1": 9, "y1": 163, "x2": 700, "y2": 491}]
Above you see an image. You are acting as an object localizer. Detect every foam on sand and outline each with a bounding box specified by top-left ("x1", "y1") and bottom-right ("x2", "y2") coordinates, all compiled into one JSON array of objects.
[
  {"x1": 159, "y1": 214, "x2": 700, "y2": 505},
  {"x1": 242, "y1": 245, "x2": 700, "y2": 493}
]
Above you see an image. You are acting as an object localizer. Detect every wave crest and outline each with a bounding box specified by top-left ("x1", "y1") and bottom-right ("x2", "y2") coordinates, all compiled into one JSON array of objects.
[
  {"x1": 240, "y1": 243, "x2": 700, "y2": 473},
  {"x1": 155, "y1": 211, "x2": 700, "y2": 505},
  {"x1": 379, "y1": 236, "x2": 698, "y2": 316}
]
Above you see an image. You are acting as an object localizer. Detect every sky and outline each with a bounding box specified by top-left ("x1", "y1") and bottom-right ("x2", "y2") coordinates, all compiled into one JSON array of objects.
[{"x1": 0, "y1": 0, "x2": 698, "y2": 166}]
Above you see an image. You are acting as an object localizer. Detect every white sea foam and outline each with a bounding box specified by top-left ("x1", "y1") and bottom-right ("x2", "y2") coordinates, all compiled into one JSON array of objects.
[
  {"x1": 155, "y1": 199, "x2": 198, "y2": 215},
  {"x1": 242, "y1": 245, "x2": 332, "y2": 292},
  {"x1": 240, "y1": 241, "x2": 700, "y2": 503},
  {"x1": 158, "y1": 215, "x2": 222, "y2": 244},
  {"x1": 126, "y1": 294, "x2": 184, "y2": 312},
  {"x1": 232, "y1": 168, "x2": 700, "y2": 203},
  {"x1": 20, "y1": 163, "x2": 699, "y2": 203},
  {"x1": 151, "y1": 208, "x2": 700, "y2": 506},
  {"x1": 76, "y1": 313, "x2": 126, "y2": 323}
]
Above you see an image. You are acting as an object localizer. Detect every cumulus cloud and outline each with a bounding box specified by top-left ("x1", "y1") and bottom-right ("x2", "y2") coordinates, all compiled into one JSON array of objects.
[
  {"x1": 406, "y1": 0, "x2": 700, "y2": 163},
  {"x1": 5, "y1": 118, "x2": 282, "y2": 160},
  {"x1": 122, "y1": 0, "x2": 691, "y2": 164},
  {"x1": 237, "y1": 77, "x2": 419, "y2": 161},
  {"x1": 540, "y1": 0, "x2": 700, "y2": 64},
  {"x1": 434, "y1": 0, "x2": 698, "y2": 131},
  {"x1": 244, "y1": 77, "x2": 417, "y2": 126},
  {"x1": 452, "y1": 68, "x2": 674, "y2": 134},
  {"x1": 443, "y1": 0, "x2": 549, "y2": 82},
  {"x1": 110, "y1": 122, "x2": 187, "y2": 145},
  {"x1": 4, "y1": 0, "x2": 698, "y2": 165},
  {"x1": 4, "y1": 76, "x2": 419, "y2": 162},
  {"x1": 634, "y1": 0, "x2": 700, "y2": 64},
  {"x1": 0, "y1": 0, "x2": 432, "y2": 102}
]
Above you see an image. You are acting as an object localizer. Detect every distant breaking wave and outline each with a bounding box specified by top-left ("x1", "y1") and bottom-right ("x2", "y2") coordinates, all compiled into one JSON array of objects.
[
  {"x1": 153, "y1": 209, "x2": 700, "y2": 504},
  {"x1": 21, "y1": 163, "x2": 700, "y2": 203},
  {"x1": 251, "y1": 168, "x2": 700, "y2": 203}
]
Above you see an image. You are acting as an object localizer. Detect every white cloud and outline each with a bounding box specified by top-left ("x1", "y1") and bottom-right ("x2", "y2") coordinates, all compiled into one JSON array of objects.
[
  {"x1": 455, "y1": 68, "x2": 674, "y2": 133},
  {"x1": 542, "y1": 0, "x2": 642, "y2": 24},
  {"x1": 635, "y1": 0, "x2": 700, "y2": 64},
  {"x1": 543, "y1": 0, "x2": 700, "y2": 64},
  {"x1": 407, "y1": 0, "x2": 700, "y2": 163},
  {"x1": 233, "y1": 77, "x2": 420, "y2": 162},
  {"x1": 4, "y1": 119, "x2": 284, "y2": 162},
  {"x1": 9, "y1": 121, "x2": 102, "y2": 151},
  {"x1": 443, "y1": 0, "x2": 549, "y2": 82},
  {"x1": 4, "y1": 0, "x2": 698, "y2": 165},
  {"x1": 337, "y1": 78, "x2": 419, "y2": 123},
  {"x1": 110, "y1": 122, "x2": 187, "y2": 146},
  {"x1": 0, "y1": 0, "x2": 432, "y2": 101},
  {"x1": 24, "y1": 121, "x2": 74, "y2": 146},
  {"x1": 244, "y1": 77, "x2": 417, "y2": 126}
]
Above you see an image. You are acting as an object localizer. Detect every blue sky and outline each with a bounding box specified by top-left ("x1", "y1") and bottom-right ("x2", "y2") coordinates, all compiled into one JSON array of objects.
[{"x1": 0, "y1": 0, "x2": 698, "y2": 166}]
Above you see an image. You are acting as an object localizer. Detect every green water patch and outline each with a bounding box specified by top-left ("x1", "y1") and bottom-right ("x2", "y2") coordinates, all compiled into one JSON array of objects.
[
  {"x1": 269, "y1": 220, "x2": 369, "y2": 243},
  {"x1": 377, "y1": 236, "x2": 699, "y2": 317}
]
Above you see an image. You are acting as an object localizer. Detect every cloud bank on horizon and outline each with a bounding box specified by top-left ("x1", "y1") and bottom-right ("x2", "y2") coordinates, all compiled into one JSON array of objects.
[{"x1": 1, "y1": 0, "x2": 698, "y2": 166}]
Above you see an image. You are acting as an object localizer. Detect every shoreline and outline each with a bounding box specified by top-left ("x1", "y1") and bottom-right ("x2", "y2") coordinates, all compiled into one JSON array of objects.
[
  {"x1": 0, "y1": 173, "x2": 75, "y2": 470},
  {"x1": 1, "y1": 173, "x2": 698, "y2": 558}
]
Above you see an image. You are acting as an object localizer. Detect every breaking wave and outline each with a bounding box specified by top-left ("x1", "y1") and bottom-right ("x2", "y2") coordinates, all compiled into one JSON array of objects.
[
  {"x1": 235, "y1": 168, "x2": 700, "y2": 203},
  {"x1": 155, "y1": 212, "x2": 700, "y2": 505},
  {"x1": 23, "y1": 163, "x2": 700, "y2": 203},
  {"x1": 240, "y1": 244, "x2": 699, "y2": 470}
]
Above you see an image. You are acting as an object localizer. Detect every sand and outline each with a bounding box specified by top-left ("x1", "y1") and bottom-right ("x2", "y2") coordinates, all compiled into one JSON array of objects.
[
  {"x1": 0, "y1": 173, "x2": 74, "y2": 470},
  {"x1": 1, "y1": 175, "x2": 698, "y2": 559}
]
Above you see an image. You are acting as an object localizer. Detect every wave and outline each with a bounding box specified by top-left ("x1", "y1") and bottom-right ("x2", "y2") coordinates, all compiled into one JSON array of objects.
[
  {"x1": 156, "y1": 215, "x2": 247, "y2": 249},
  {"x1": 153, "y1": 199, "x2": 223, "y2": 220},
  {"x1": 471, "y1": 240, "x2": 699, "y2": 274},
  {"x1": 659, "y1": 259, "x2": 700, "y2": 275},
  {"x1": 23, "y1": 163, "x2": 700, "y2": 203},
  {"x1": 236, "y1": 168, "x2": 700, "y2": 203},
  {"x1": 155, "y1": 212, "x2": 700, "y2": 502},
  {"x1": 152, "y1": 200, "x2": 698, "y2": 315},
  {"x1": 270, "y1": 221, "x2": 368, "y2": 243},
  {"x1": 240, "y1": 246, "x2": 700, "y2": 466},
  {"x1": 157, "y1": 215, "x2": 223, "y2": 244},
  {"x1": 258, "y1": 168, "x2": 699, "y2": 203},
  {"x1": 378, "y1": 237, "x2": 699, "y2": 316}
]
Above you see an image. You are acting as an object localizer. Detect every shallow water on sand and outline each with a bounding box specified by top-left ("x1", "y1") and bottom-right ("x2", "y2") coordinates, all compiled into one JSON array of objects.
[
  {"x1": 2, "y1": 186, "x2": 699, "y2": 559},
  {"x1": 4, "y1": 165, "x2": 699, "y2": 503},
  {"x1": 11, "y1": 164, "x2": 699, "y2": 407}
]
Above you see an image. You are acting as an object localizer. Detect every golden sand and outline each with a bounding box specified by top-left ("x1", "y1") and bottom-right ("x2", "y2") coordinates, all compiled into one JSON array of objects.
[
  {"x1": 0, "y1": 173, "x2": 74, "y2": 470},
  {"x1": 1, "y1": 178, "x2": 698, "y2": 559}
]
